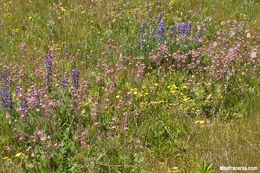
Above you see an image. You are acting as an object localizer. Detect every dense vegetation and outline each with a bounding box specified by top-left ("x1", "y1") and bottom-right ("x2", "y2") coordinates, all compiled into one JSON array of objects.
[{"x1": 0, "y1": 0, "x2": 259, "y2": 172}]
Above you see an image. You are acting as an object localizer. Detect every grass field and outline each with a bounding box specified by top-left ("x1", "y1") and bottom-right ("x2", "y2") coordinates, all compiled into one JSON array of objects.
[{"x1": 0, "y1": 0, "x2": 259, "y2": 172}]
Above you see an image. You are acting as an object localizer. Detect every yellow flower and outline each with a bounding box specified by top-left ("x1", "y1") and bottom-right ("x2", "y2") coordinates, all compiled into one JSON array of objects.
[
  {"x1": 195, "y1": 120, "x2": 205, "y2": 124},
  {"x1": 168, "y1": 84, "x2": 178, "y2": 94},
  {"x1": 15, "y1": 152, "x2": 24, "y2": 158},
  {"x1": 182, "y1": 85, "x2": 188, "y2": 89},
  {"x1": 60, "y1": 6, "x2": 66, "y2": 12},
  {"x1": 3, "y1": 156, "x2": 9, "y2": 160},
  {"x1": 28, "y1": 16, "x2": 32, "y2": 20},
  {"x1": 173, "y1": 166, "x2": 178, "y2": 170},
  {"x1": 140, "y1": 102, "x2": 147, "y2": 108},
  {"x1": 12, "y1": 28, "x2": 19, "y2": 33},
  {"x1": 116, "y1": 95, "x2": 120, "y2": 99},
  {"x1": 112, "y1": 19, "x2": 116, "y2": 23}
]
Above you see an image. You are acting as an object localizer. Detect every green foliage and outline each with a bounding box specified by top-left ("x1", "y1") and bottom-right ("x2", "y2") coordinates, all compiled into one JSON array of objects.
[
  {"x1": 197, "y1": 161, "x2": 213, "y2": 173},
  {"x1": 0, "y1": 0, "x2": 259, "y2": 172}
]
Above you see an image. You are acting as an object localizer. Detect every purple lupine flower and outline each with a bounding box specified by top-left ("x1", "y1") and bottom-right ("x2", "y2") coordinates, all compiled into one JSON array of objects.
[
  {"x1": 61, "y1": 72, "x2": 69, "y2": 89},
  {"x1": 71, "y1": 69, "x2": 80, "y2": 95},
  {"x1": 0, "y1": 85, "x2": 13, "y2": 109},
  {"x1": 177, "y1": 21, "x2": 191, "y2": 35},
  {"x1": 183, "y1": 21, "x2": 191, "y2": 35},
  {"x1": 157, "y1": 20, "x2": 165, "y2": 39},
  {"x1": 0, "y1": 88, "x2": 13, "y2": 109},
  {"x1": 45, "y1": 54, "x2": 53, "y2": 93},
  {"x1": 1, "y1": 71, "x2": 8, "y2": 81},
  {"x1": 20, "y1": 97, "x2": 28, "y2": 121},
  {"x1": 140, "y1": 22, "x2": 146, "y2": 49},
  {"x1": 177, "y1": 22, "x2": 185, "y2": 34},
  {"x1": 0, "y1": 71, "x2": 13, "y2": 109}
]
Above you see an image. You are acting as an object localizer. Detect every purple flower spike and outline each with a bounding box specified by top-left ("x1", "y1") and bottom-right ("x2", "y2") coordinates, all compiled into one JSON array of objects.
[
  {"x1": 157, "y1": 20, "x2": 165, "y2": 39},
  {"x1": 45, "y1": 54, "x2": 53, "y2": 93},
  {"x1": 0, "y1": 71, "x2": 13, "y2": 109},
  {"x1": 62, "y1": 72, "x2": 69, "y2": 89},
  {"x1": 72, "y1": 69, "x2": 80, "y2": 95},
  {"x1": 177, "y1": 22, "x2": 185, "y2": 34},
  {"x1": 177, "y1": 21, "x2": 191, "y2": 35},
  {"x1": 184, "y1": 21, "x2": 191, "y2": 35}
]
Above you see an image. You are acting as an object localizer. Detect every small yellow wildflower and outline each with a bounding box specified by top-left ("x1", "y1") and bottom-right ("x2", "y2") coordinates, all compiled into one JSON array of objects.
[
  {"x1": 173, "y1": 166, "x2": 178, "y2": 170},
  {"x1": 133, "y1": 91, "x2": 138, "y2": 95},
  {"x1": 12, "y1": 28, "x2": 19, "y2": 33},
  {"x1": 182, "y1": 85, "x2": 188, "y2": 89},
  {"x1": 140, "y1": 102, "x2": 147, "y2": 108},
  {"x1": 28, "y1": 16, "x2": 32, "y2": 20},
  {"x1": 112, "y1": 19, "x2": 116, "y2": 23},
  {"x1": 3, "y1": 156, "x2": 9, "y2": 160},
  {"x1": 168, "y1": 84, "x2": 178, "y2": 94},
  {"x1": 60, "y1": 6, "x2": 66, "y2": 12},
  {"x1": 15, "y1": 152, "x2": 24, "y2": 158},
  {"x1": 116, "y1": 95, "x2": 120, "y2": 99},
  {"x1": 195, "y1": 120, "x2": 205, "y2": 124},
  {"x1": 150, "y1": 101, "x2": 157, "y2": 104}
]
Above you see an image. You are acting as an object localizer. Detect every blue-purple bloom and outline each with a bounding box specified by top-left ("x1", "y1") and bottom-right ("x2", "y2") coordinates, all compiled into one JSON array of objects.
[
  {"x1": 184, "y1": 21, "x2": 191, "y2": 35},
  {"x1": 177, "y1": 21, "x2": 191, "y2": 35},
  {"x1": 62, "y1": 73, "x2": 69, "y2": 89},
  {"x1": 0, "y1": 72, "x2": 13, "y2": 109},
  {"x1": 157, "y1": 20, "x2": 165, "y2": 39},
  {"x1": 45, "y1": 54, "x2": 53, "y2": 93},
  {"x1": 72, "y1": 69, "x2": 80, "y2": 95},
  {"x1": 1, "y1": 71, "x2": 8, "y2": 81}
]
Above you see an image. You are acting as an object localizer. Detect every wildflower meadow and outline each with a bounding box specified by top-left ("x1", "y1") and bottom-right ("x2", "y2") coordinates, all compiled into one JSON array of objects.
[{"x1": 0, "y1": 0, "x2": 259, "y2": 172}]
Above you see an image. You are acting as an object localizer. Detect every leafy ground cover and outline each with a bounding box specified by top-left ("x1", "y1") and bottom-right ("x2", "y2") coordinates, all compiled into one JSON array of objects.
[{"x1": 0, "y1": 0, "x2": 259, "y2": 172}]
